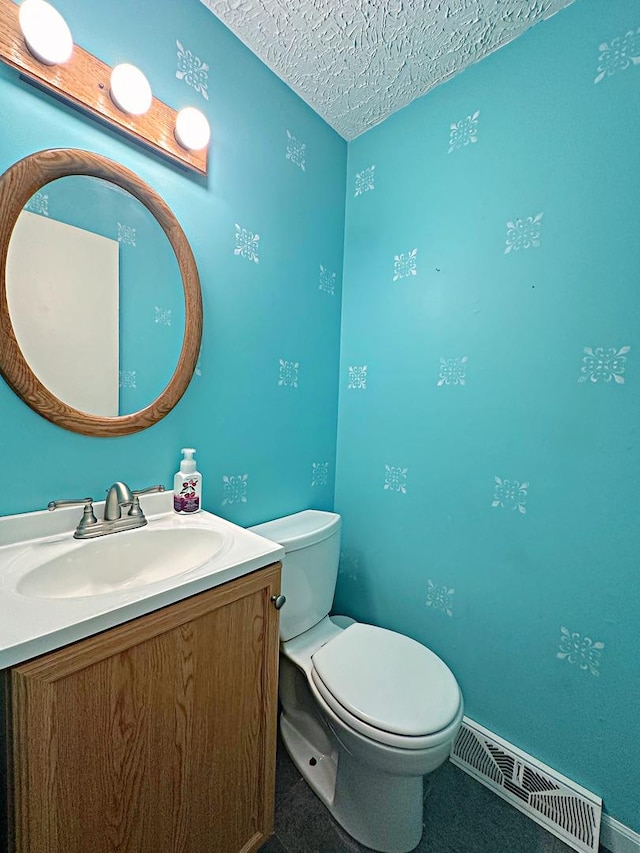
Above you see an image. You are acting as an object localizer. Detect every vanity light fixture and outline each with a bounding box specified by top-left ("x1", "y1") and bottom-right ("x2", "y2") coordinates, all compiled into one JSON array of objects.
[
  {"x1": 18, "y1": 0, "x2": 73, "y2": 66},
  {"x1": 110, "y1": 63, "x2": 153, "y2": 116},
  {"x1": 0, "y1": 0, "x2": 208, "y2": 175},
  {"x1": 175, "y1": 107, "x2": 211, "y2": 152}
]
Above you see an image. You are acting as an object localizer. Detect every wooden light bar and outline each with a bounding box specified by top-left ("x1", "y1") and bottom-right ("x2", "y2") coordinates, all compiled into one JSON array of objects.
[{"x1": 0, "y1": 0, "x2": 208, "y2": 175}]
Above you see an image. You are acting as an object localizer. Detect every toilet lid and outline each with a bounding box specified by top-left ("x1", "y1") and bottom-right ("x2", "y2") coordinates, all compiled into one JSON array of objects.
[{"x1": 311, "y1": 623, "x2": 460, "y2": 737}]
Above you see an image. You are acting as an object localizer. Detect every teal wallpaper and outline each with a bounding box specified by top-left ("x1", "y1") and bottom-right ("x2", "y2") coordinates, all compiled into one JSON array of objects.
[
  {"x1": 0, "y1": 0, "x2": 346, "y2": 523},
  {"x1": 335, "y1": 0, "x2": 639, "y2": 833}
]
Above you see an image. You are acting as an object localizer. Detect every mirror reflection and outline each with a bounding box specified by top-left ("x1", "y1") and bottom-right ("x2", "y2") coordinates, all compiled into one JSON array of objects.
[{"x1": 6, "y1": 176, "x2": 185, "y2": 417}]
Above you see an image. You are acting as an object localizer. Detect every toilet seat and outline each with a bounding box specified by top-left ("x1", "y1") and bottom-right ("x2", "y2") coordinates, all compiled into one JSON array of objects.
[{"x1": 310, "y1": 623, "x2": 462, "y2": 750}]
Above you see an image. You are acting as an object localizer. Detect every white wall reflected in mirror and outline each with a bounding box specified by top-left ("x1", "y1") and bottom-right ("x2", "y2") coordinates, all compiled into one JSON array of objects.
[{"x1": 7, "y1": 211, "x2": 119, "y2": 416}]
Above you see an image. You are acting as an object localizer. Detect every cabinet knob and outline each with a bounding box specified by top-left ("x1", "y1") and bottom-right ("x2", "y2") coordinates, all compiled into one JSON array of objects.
[{"x1": 271, "y1": 594, "x2": 286, "y2": 610}]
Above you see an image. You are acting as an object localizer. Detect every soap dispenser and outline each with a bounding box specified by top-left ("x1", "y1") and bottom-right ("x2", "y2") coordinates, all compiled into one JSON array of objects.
[{"x1": 173, "y1": 448, "x2": 202, "y2": 513}]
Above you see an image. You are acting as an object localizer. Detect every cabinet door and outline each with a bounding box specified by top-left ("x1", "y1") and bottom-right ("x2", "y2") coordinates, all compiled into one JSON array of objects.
[{"x1": 11, "y1": 563, "x2": 281, "y2": 853}]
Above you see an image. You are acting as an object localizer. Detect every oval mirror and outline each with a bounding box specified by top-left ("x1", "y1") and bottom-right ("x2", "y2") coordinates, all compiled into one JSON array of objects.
[
  {"x1": 0, "y1": 149, "x2": 202, "y2": 436},
  {"x1": 8, "y1": 176, "x2": 186, "y2": 417}
]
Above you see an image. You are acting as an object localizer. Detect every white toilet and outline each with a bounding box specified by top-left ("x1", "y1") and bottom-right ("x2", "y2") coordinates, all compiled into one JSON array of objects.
[{"x1": 249, "y1": 510, "x2": 463, "y2": 853}]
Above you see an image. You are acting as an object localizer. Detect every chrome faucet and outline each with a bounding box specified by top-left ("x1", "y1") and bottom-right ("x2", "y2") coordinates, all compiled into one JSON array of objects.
[
  {"x1": 48, "y1": 483, "x2": 165, "y2": 539},
  {"x1": 104, "y1": 481, "x2": 135, "y2": 521}
]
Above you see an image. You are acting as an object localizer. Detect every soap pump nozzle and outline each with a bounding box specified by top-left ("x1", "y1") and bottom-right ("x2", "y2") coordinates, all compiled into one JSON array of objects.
[{"x1": 180, "y1": 447, "x2": 196, "y2": 474}]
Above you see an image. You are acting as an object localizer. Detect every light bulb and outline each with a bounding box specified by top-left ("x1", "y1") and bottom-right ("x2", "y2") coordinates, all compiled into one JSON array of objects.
[
  {"x1": 175, "y1": 107, "x2": 210, "y2": 151},
  {"x1": 19, "y1": 0, "x2": 73, "y2": 65},
  {"x1": 110, "y1": 63, "x2": 153, "y2": 116}
]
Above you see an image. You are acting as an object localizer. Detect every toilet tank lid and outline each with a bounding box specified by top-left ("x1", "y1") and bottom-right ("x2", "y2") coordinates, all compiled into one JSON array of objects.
[{"x1": 248, "y1": 510, "x2": 341, "y2": 553}]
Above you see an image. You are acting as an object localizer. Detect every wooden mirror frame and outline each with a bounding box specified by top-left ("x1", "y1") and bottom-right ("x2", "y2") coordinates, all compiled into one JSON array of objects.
[{"x1": 0, "y1": 148, "x2": 202, "y2": 437}]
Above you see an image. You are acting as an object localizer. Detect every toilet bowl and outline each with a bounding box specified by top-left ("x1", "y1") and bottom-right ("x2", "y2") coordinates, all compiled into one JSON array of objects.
[{"x1": 249, "y1": 511, "x2": 463, "y2": 853}]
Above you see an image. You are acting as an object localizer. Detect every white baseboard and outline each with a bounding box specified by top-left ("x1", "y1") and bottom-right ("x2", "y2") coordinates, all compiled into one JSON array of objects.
[{"x1": 600, "y1": 815, "x2": 640, "y2": 853}]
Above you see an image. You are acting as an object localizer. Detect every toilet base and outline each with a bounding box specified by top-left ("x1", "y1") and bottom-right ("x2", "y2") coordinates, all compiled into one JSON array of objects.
[
  {"x1": 280, "y1": 711, "x2": 424, "y2": 853},
  {"x1": 280, "y1": 712, "x2": 338, "y2": 810}
]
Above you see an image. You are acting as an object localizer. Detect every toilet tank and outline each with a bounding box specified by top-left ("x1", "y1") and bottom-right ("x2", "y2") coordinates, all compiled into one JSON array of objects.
[{"x1": 249, "y1": 511, "x2": 341, "y2": 641}]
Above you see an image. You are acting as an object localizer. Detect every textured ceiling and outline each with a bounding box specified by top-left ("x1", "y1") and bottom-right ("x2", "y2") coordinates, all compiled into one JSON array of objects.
[{"x1": 199, "y1": 0, "x2": 575, "y2": 140}]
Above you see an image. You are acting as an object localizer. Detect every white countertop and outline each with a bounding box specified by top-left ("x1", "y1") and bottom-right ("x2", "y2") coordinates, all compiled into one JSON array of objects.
[{"x1": 0, "y1": 493, "x2": 284, "y2": 668}]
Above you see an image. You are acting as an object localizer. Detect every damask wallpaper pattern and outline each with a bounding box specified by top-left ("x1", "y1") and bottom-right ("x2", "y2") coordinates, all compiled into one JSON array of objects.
[{"x1": 335, "y1": 0, "x2": 639, "y2": 832}]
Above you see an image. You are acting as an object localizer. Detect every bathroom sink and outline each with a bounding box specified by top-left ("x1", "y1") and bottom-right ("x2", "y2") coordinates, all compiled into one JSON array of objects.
[
  {"x1": 0, "y1": 492, "x2": 284, "y2": 668},
  {"x1": 16, "y1": 526, "x2": 227, "y2": 599}
]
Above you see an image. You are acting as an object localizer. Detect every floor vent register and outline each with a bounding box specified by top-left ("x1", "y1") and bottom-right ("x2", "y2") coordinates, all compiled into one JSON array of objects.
[{"x1": 450, "y1": 718, "x2": 602, "y2": 853}]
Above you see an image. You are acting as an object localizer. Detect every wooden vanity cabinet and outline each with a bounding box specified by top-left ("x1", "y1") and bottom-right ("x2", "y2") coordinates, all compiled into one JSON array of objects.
[{"x1": 3, "y1": 562, "x2": 281, "y2": 853}]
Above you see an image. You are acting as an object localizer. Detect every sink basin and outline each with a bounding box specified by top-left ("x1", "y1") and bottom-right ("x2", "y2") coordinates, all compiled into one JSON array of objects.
[
  {"x1": 0, "y1": 491, "x2": 285, "y2": 669},
  {"x1": 16, "y1": 526, "x2": 228, "y2": 599}
]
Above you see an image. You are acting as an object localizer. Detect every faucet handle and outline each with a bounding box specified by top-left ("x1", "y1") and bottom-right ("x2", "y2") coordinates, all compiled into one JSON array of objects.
[
  {"x1": 48, "y1": 497, "x2": 94, "y2": 511},
  {"x1": 131, "y1": 485, "x2": 166, "y2": 497},
  {"x1": 128, "y1": 485, "x2": 165, "y2": 519},
  {"x1": 48, "y1": 498, "x2": 98, "y2": 532}
]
